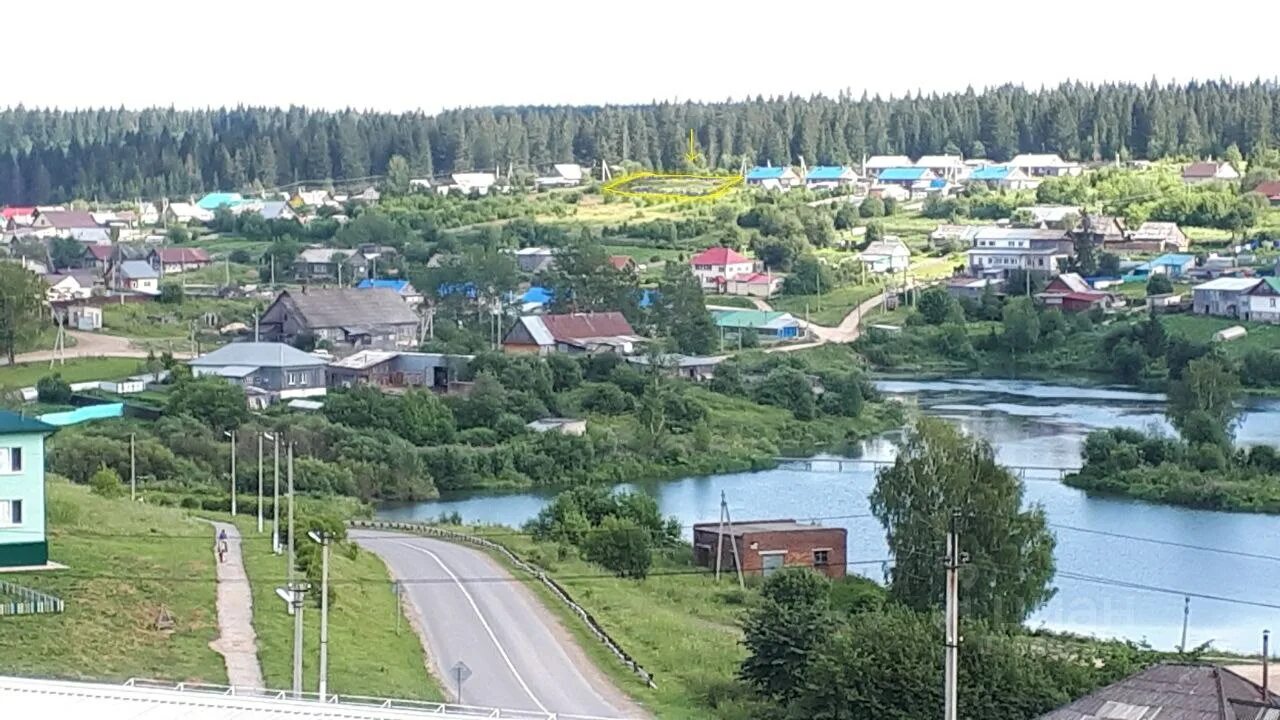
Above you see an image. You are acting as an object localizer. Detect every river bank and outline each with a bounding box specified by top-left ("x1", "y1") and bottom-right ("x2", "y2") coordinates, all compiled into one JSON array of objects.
[{"x1": 382, "y1": 378, "x2": 1280, "y2": 653}]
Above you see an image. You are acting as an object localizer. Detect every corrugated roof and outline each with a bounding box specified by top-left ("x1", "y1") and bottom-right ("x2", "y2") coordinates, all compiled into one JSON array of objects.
[
  {"x1": 805, "y1": 166, "x2": 855, "y2": 180},
  {"x1": 1036, "y1": 663, "x2": 1279, "y2": 720},
  {"x1": 190, "y1": 342, "x2": 325, "y2": 369},
  {"x1": 296, "y1": 247, "x2": 353, "y2": 264},
  {"x1": 877, "y1": 167, "x2": 930, "y2": 181},
  {"x1": 39, "y1": 209, "x2": 99, "y2": 229},
  {"x1": 118, "y1": 260, "x2": 158, "y2": 279},
  {"x1": 538, "y1": 312, "x2": 637, "y2": 343},
  {"x1": 916, "y1": 154, "x2": 963, "y2": 167},
  {"x1": 1152, "y1": 253, "x2": 1195, "y2": 266},
  {"x1": 196, "y1": 192, "x2": 244, "y2": 210},
  {"x1": 712, "y1": 309, "x2": 800, "y2": 330},
  {"x1": 1183, "y1": 162, "x2": 1226, "y2": 178},
  {"x1": 746, "y1": 166, "x2": 789, "y2": 180},
  {"x1": 690, "y1": 246, "x2": 751, "y2": 266},
  {"x1": 152, "y1": 248, "x2": 210, "y2": 263},
  {"x1": 0, "y1": 410, "x2": 56, "y2": 435},
  {"x1": 862, "y1": 239, "x2": 910, "y2": 257},
  {"x1": 329, "y1": 349, "x2": 401, "y2": 369},
  {"x1": 864, "y1": 155, "x2": 912, "y2": 168},
  {"x1": 1010, "y1": 153, "x2": 1071, "y2": 167},
  {"x1": 516, "y1": 316, "x2": 556, "y2": 346},
  {"x1": 968, "y1": 165, "x2": 1013, "y2": 180},
  {"x1": 1194, "y1": 277, "x2": 1261, "y2": 292},
  {"x1": 275, "y1": 288, "x2": 420, "y2": 329},
  {"x1": 356, "y1": 279, "x2": 410, "y2": 292}
]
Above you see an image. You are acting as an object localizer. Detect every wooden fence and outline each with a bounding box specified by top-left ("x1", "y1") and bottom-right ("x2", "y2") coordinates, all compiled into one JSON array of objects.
[
  {"x1": 350, "y1": 520, "x2": 658, "y2": 689},
  {"x1": 0, "y1": 580, "x2": 65, "y2": 616}
]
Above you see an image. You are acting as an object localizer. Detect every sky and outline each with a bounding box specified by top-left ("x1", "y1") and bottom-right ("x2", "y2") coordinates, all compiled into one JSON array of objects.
[{"x1": 12, "y1": 0, "x2": 1278, "y2": 112}]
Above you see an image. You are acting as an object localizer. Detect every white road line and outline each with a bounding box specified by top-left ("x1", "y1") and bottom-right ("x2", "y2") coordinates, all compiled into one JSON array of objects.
[{"x1": 394, "y1": 540, "x2": 549, "y2": 713}]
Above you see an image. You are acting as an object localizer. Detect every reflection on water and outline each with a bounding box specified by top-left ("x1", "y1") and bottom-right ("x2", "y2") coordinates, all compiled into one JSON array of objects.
[{"x1": 380, "y1": 378, "x2": 1280, "y2": 652}]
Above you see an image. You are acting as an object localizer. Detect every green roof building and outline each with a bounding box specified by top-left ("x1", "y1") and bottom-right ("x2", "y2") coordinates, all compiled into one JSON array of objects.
[
  {"x1": 711, "y1": 309, "x2": 804, "y2": 339},
  {"x1": 0, "y1": 411, "x2": 56, "y2": 568}
]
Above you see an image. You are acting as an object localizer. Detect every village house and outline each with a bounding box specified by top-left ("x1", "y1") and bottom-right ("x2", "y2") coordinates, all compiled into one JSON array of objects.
[
  {"x1": 525, "y1": 417, "x2": 588, "y2": 435},
  {"x1": 803, "y1": 166, "x2": 859, "y2": 189},
  {"x1": 292, "y1": 247, "x2": 367, "y2": 283},
  {"x1": 744, "y1": 166, "x2": 800, "y2": 190},
  {"x1": 963, "y1": 164, "x2": 1038, "y2": 190},
  {"x1": 712, "y1": 309, "x2": 804, "y2": 341},
  {"x1": 149, "y1": 247, "x2": 212, "y2": 275},
  {"x1": 503, "y1": 311, "x2": 644, "y2": 355},
  {"x1": 915, "y1": 154, "x2": 965, "y2": 181},
  {"x1": 68, "y1": 227, "x2": 112, "y2": 245},
  {"x1": 860, "y1": 237, "x2": 911, "y2": 273},
  {"x1": 164, "y1": 202, "x2": 214, "y2": 224},
  {"x1": 945, "y1": 276, "x2": 1004, "y2": 300},
  {"x1": 1035, "y1": 663, "x2": 1278, "y2": 720},
  {"x1": 1007, "y1": 153, "x2": 1082, "y2": 177},
  {"x1": 514, "y1": 247, "x2": 557, "y2": 273},
  {"x1": 327, "y1": 350, "x2": 472, "y2": 392},
  {"x1": 1244, "y1": 277, "x2": 1280, "y2": 323},
  {"x1": 874, "y1": 167, "x2": 937, "y2": 194},
  {"x1": 436, "y1": 172, "x2": 498, "y2": 196},
  {"x1": 256, "y1": 201, "x2": 296, "y2": 222},
  {"x1": 1018, "y1": 205, "x2": 1080, "y2": 228},
  {"x1": 196, "y1": 192, "x2": 245, "y2": 211},
  {"x1": 355, "y1": 278, "x2": 424, "y2": 306},
  {"x1": 625, "y1": 353, "x2": 727, "y2": 381},
  {"x1": 724, "y1": 271, "x2": 783, "y2": 298},
  {"x1": 1182, "y1": 160, "x2": 1240, "y2": 183},
  {"x1": 42, "y1": 270, "x2": 99, "y2": 302},
  {"x1": 533, "y1": 163, "x2": 585, "y2": 189},
  {"x1": 690, "y1": 246, "x2": 756, "y2": 290},
  {"x1": 967, "y1": 227, "x2": 1072, "y2": 276},
  {"x1": 1252, "y1": 180, "x2": 1280, "y2": 205},
  {"x1": 861, "y1": 155, "x2": 913, "y2": 180},
  {"x1": 1072, "y1": 214, "x2": 1127, "y2": 247},
  {"x1": 1129, "y1": 252, "x2": 1197, "y2": 280},
  {"x1": 0, "y1": 411, "x2": 57, "y2": 568},
  {"x1": 189, "y1": 342, "x2": 328, "y2": 407},
  {"x1": 929, "y1": 224, "x2": 980, "y2": 249},
  {"x1": 1036, "y1": 272, "x2": 1116, "y2": 313},
  {"x1": 31, "y1": 209, "x2": 100, "y2": 233},
  {"x1": 288, "y1": 188, "x2": 334, "y2": 209},
  {"x1": 115, "y1": 260, "x2": 159, "y2": 294},
  {"x1": 258, "y1": 288, "x2": 421, "y2": 350},
  {"x1": 607, "y1": 255, "x2": 637, "y2": 272},
  {"x1": 2, "y1": 206, "x2": 37, "y2": 228},
  {"x1": 1115, "y1": 221, "x2": 1190, "y2": 252},
  {"x1": 691, "y1": 519, "x2": 847, "y2": 579},
  {"x1": 1192, "y1": 277, "x2": 1261, "y2": 318},
  {"x1": 79, "y1": 244, "x2": 115, "y2": 271}
]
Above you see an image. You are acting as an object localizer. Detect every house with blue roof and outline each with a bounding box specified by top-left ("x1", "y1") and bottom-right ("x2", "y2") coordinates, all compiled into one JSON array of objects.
[
  {"x1": 745, "y1": 166, "x2": 800, "y2": 190},
  {"x1": 356, "y1": 278, "x2": 423, "y2": 306},
  {"x1": 804, "y1": 166, "x2": 859, "y2": 189},
  {"x1": 196, "y1": 192, "x2": 245, "y2": 211},
  {"x1": 1128, "y1": 253, "x2": 1197, "y2": 281},
  {"x1": 0, "y1": 410, "x2": 57, "y2": 568},
  {"x1": 875, "y1": 166, "x2": 936, "y2": 188},
  {"x1": 963, "y1": 165, "x2": 1037, "y2": 190}
]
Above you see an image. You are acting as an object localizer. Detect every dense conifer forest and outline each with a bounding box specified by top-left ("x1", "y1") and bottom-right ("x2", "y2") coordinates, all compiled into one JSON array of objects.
[{"x1": 2, "y1": 80, "x2": 1278, "y2": 204}]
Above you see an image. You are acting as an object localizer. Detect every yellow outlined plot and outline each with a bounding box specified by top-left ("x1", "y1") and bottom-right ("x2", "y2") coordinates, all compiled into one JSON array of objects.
[{"x1": 601, "y1": 171, "x2": 743, "y2": 204}]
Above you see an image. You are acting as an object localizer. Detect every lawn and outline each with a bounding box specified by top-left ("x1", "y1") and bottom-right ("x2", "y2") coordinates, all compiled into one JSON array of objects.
[
  {"x1": 0, "y1": 357, "x2": 144, "y2": 390},
  {"x1": 773, "y1": 282, "x2": 885, "y2": 326},
  {"x1": 103, "y1": 297, "x2": 261, "y2": 340},
  {"x1": 1162, "y1": 314, "x2": 1280, "y2": 357},
  {"x1": 0, "y1": 478, "x2": 225, "y2": 683},
  {"x1": 234, "y1": 517, "x2": 443, "y2": 700},
  {"x1": 194, "y1": 235, "x2": 271, "y2": 259},
  {"x1": 173, "y1": 262, "x2": 260, "y2": 287}
]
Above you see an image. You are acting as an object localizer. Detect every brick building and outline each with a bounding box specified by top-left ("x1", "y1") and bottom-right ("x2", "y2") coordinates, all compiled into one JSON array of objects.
[{"x1": 691, "y1": 519, "x2": 847, "y2": 579}]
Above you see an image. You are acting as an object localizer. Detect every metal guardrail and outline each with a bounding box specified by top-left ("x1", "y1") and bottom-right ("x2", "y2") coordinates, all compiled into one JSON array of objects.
[
  {"x1": 0, "y1": 580, "x2": 64, "y2": 616},
  {"x1": 122, "y1": 678, "x2": 624, "y2": 719},
  {"x1": 351, "y1": 520, "x2": 658, "y2": 690}
]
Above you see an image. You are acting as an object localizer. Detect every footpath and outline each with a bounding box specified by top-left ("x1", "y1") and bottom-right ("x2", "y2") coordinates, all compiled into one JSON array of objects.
[{"x1": 208, "y1": 521, "x2": 265, "y2": 689}]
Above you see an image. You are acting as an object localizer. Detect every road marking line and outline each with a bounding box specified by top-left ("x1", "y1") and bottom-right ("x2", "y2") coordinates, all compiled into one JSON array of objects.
[{"x1": 395, "y1": 540, "x2": 549, "y2": 713}]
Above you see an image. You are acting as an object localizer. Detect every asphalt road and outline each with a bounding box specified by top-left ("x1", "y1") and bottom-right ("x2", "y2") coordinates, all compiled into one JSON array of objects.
[{"x1": 351, "y1": 530, "x2": 638, "y2": 719}]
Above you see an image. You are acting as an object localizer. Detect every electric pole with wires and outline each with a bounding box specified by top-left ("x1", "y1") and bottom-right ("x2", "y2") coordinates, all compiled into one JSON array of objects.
[{"x1": 944, "y1": 509, "x2": 969, "y2": 720}]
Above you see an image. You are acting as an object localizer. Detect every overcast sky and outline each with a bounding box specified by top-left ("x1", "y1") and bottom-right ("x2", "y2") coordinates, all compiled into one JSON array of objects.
[{"x1": 13, "y1": 0, "x2": 1277, "y2": 112}]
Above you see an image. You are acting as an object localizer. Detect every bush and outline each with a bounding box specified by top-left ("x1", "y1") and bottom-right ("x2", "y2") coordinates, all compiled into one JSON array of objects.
[
  {"x1": 229, "y1": 249, "x2": 253, "y2": 264},
  {"x1": 579, "y1": 382, "x2": 634, "y2": 415},
  {"x1": 859, "y1": 196, "x2": 885, "y2": 218},
  {"x1": 1146, "y1": 274, "x2": 1174, "y2": 296},
  {"x1": 180, "y1": 496, "x2": 203, "y2": 509},
  {"x1": 158, "y1": 283, "x2": 185, "y2": 304},
  {"x1": 36, "y1": 373, "x2": 72, "y2": 404},
  {"x1": 581, "y1": 516, "x2": 653, "y2": 579},
  {"x1": 89, "y1": 467, "x2": 124, "y2": 497}
]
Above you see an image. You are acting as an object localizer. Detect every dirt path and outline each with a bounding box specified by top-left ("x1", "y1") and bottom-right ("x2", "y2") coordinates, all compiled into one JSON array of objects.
[
  {"x1": 7, "y1": 330, "x2": 192, "y2": 365},
  {"x1": 208, "y1": 522, "x2": 264, "y2": 689}
]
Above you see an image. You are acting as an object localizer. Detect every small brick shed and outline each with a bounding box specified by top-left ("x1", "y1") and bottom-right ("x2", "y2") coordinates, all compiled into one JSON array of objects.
[{"x1": 691, "y1": 519, "x2": 847, "y2": 579}]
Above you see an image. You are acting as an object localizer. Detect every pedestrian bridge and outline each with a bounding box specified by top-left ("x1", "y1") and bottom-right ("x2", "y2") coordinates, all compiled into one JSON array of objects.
[{"x1": 774, "y1": 456, "x2": 1082, "y2": 479}]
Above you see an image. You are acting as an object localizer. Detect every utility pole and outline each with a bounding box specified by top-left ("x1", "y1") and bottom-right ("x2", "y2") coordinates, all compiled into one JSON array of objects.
[
  {"x1": 1262, "y1": 630, "x2": 1270, "y2": 699},
  {"x1": 943, "y1": 509, "x2": 968, "y2": 720},
  {"x1": 273, "y1": 436, "x2": 281, "y2": 554},
  {"x1": 288, "y1": 441, "x2": 304, "y2": 698},
  {"x1": 129, "y1": 433, "x2": 136, "y2": 502},
  {"x1": 1179, "y1": 596, "x2": 1191, "y2": 652},
  {"x1": 225, "y1": 430, "x2": 237, "y2": 516},
  {"x1": 256, "y1": 433, "x2": 264, "y2": 534},
  {"x1": 308, "y1": 531, "x2": 332, "y2": 702},
  {"x1": 716, "y1": 491, "x2": 745, "y2": 590}
]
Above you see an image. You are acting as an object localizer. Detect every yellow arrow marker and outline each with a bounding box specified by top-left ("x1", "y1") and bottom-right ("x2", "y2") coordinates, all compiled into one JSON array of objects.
[{"x1": 684, "y1": 129, "x2": 699, "y2": 164}]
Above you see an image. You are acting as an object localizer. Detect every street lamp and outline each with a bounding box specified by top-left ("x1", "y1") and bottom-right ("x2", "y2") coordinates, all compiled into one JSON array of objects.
[
  {"x1": 262, "y1": 432, "x2": 281, "y2": 553},
  {"x1": 223, "y1": 430, "x2": 237, "y2": 516},
  {"x1": 308, "y1": 530, "x2": 332, "y2": 701}
]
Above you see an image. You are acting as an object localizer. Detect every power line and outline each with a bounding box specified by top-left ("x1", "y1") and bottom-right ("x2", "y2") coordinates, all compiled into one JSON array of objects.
[
  {"x1": 1055, "y1": 571, "x2": 1280, "y2": 611},
  {"x1": 1048, "y1": 523, "x2": 1280, "y2": 564}
]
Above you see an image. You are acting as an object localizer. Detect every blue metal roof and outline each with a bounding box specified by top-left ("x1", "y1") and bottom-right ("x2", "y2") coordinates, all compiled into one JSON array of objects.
[
  {"x1": 1152, "y1": 253, "x2": 1195, "y2": 267},
  {"x1": 746, "y1": 166, "x2": 787, "y2": 180},
  {"x1": 357, "y1": 279, "x2": 409, "y2": 292},
  {"x1": 877, "y1": 167, "x2": 929, "y2": 181},
  {"x1": 640, "y1": 289, "x2": 658, "y2": 308},
  {"x1": 968, "y1": 166, "x2": 1012, "y2": 181},
  {"x1": 522, "y1": 286, "x2": 552, "y2": 305},
  {"x1": 929, "y1": 178, "x2": 947, "y2": 188},
  {"x1": 805, "y1": 166, "x2": 851, "y2": 180},
  {"x1": 196, "y1": 192, "x2": 244, "y2": 210}
]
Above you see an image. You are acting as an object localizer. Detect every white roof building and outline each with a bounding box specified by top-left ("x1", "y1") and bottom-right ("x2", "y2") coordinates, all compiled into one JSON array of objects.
[{"x1": 863, "y1": 155, "x2": 912, "y2": 170}]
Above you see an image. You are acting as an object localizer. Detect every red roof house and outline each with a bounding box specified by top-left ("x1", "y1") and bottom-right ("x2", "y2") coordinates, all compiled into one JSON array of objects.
[
  {"x1": 607, "y1": 255, "x2": 637, "y2": 271},
  {"x1": 148, "y1": 247, "x2": 213, "y2": 274},
  {"x1": 690, "y1": 247, "x2": 756, "y2": 290},
  {"x1": 1036, "y1": 273, "x2": 1116, "y2": 312},
  {"x1": 503, "y1": 311, "x2": 644, "y2": 355},
  {"x1": 1253, "y1": 180, "x2": 1280, "y2": 204}
]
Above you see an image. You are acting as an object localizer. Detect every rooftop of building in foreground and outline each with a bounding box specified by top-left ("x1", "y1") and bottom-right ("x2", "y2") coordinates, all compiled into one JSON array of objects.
[{"x1": 0, "y1": 676, "x2": 631, "y2": 720}]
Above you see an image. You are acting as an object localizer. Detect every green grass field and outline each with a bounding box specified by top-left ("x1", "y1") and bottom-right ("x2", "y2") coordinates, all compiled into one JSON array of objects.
[
  {"x1": 773, "y1": 283, "x2": 884, "y2": 326},
  {"x1": 1162, "y1": 314, "x2": 1280, "y2": 357},
  {"x1": 0, "y1": 478, "x2": 226, "y2": 683},
  {"x1": 104, "y1": 298, "x2": 260, "y2": 340},
  {"x1": 0, "y1": 357, "x2": 144, "y2": 390},
  {"x1": 235, "y1": 518, "x2": 443, "y2": 700},
  {"x1": 174, "y1": 262, "x2": 260, "y2": 286}
]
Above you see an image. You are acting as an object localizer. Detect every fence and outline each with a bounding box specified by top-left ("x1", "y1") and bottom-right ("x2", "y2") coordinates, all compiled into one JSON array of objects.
[
  {"x1": 0, "y1": 580, "x2": 65, "y2": 616},
  {"x1": 350, "y1": 520, "x2": 657, "y2": 689}
]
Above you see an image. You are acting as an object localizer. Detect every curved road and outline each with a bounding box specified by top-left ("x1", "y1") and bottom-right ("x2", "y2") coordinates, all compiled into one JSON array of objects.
[{"x1": 351, "y1": 530, "x2": 641, "y2": 719}]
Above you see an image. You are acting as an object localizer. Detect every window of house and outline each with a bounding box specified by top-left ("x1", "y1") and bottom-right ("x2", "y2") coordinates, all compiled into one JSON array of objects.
[
  {"x1": 0, "y1": 448, "x2": 20, "y2": 473},
  {"x1": 1271, "y1": 298, "x2": 1276, "y2": 308},
  {"x1": 813, "y1": 549, "x2": 830, "y2": 567},
  {"x1": 287, "y1": 371, "x2": 306, "y2": 386},
  {"x1": 0, "y1": 499, "x2": 21, "y2": 526}
]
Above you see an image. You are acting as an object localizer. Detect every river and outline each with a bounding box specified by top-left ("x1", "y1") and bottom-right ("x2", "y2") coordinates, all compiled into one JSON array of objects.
[{"x1": 380, "y1": 379, "x2": 1280, "y2": 653}]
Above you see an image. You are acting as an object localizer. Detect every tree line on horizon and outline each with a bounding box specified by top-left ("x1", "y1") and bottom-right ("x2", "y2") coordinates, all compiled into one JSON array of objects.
[{"x1": 1, "y1": 79, "x2": 1279, "y2": 205}]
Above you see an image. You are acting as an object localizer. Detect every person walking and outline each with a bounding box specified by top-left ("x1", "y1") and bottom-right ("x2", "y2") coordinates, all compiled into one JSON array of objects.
[{"x1": 217, "y1": 528, "x2": 229, "y2": 564}]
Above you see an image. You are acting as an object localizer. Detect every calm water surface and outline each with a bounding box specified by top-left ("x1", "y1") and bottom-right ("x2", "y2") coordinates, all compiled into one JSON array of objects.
[{"x1": 381, "y1": 379, "x2": 1280, "y2": 652}]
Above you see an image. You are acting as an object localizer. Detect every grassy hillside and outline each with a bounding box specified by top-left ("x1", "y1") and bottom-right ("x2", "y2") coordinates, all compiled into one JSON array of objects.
[
  {"x1": 1163, "y1": 314, "x2": 1280, "y2": 357},
  {"x1": 0, "y1": 477, "x2": 225, "y2": 682},
  {"x1": 0, "y1": 357, "x2": 142, "y2": 391}
]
